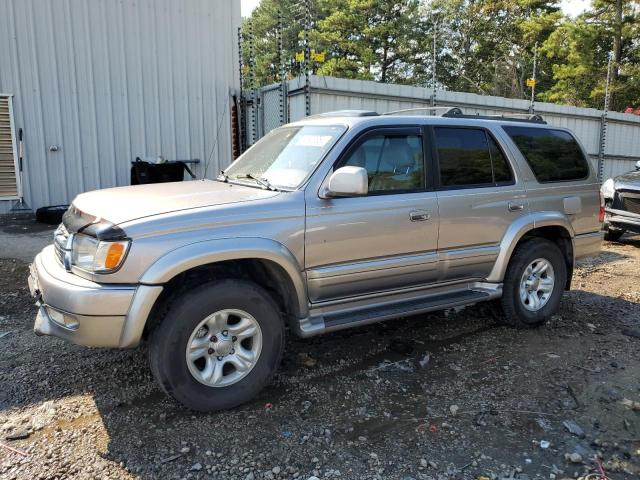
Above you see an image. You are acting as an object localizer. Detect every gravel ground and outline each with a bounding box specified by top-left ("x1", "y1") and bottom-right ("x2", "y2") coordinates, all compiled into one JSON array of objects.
[{"x1": 1, "y1": 224, "x2": 639, "y2": 480}]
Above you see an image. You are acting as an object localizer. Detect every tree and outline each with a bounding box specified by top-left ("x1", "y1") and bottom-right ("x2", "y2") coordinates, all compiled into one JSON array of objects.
[
  {"x1": 311, "y1": 0, "x2": 423, "y2": 83},
  {"x1": 540, "y1": 0, "x2": 640, "y2": 110}
]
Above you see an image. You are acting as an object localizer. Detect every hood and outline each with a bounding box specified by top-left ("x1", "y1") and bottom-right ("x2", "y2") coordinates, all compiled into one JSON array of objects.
[
  {"x1": 615, "y1": 170, "x2": 640, "y2": 191},
  {"x1": 72, "y1": 180, "x2": 280, "y2": 225}
]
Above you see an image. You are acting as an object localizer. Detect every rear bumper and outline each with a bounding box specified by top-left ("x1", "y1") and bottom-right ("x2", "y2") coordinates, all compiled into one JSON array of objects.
[
  {"x1": 574, "y1": 231, "x2": 603, "y2": 260},
  {"x1": 604, "y1": 208, "x2": 640, "y2": 234},
  {"x1": 29, "y1": 245, "x2": 162, "y2": 348}
]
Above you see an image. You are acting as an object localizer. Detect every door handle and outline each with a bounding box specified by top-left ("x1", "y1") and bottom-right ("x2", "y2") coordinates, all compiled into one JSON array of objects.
[
  {"x1": 508, "y1": 202, "x2": 524, "y2": 212},
  {"x1": 409, "y1": 210, "x2": 431, "y2": 222}
]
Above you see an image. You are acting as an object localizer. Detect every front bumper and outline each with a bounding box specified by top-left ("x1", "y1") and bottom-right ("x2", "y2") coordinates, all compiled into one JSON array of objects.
[
  {"x1": 29, "y1": 245, "x2": 162, "y2": 348},
  {"x1": 604, "y1": 208, "x2": 640, "y2": 234}
]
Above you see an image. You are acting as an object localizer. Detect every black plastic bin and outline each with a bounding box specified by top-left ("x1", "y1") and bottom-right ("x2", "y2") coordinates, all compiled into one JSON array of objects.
[{"x1": 130, "y1": 158, "x2": 198, "y2": 185}]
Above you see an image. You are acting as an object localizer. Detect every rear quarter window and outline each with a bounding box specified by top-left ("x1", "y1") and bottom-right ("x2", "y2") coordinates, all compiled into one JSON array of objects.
[{"x1": 503, "y1": 126, "x2": 590, "y2": 182}]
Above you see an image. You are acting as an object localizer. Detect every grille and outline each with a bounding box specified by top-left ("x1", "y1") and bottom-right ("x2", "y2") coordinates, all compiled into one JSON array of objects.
[
  {"x1": 620, "y1": 193, "x2": 640, "y2": 215},
  {"x1": 53, "y1": 224, "x2": 70, "y2": 267}
]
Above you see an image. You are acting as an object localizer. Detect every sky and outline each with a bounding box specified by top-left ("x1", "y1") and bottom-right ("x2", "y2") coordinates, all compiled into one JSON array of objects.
[{"x1": 241, "y1": 0, "x2": 592, "y2": 17}]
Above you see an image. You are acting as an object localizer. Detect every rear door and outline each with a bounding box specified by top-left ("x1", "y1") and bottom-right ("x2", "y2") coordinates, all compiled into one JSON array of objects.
[
  {"x1": 304, "y1": 126, "x2": 440, "y2": 302},
  {"x1": 432, "y1": 126, "x2": 528, "y2": 281}
]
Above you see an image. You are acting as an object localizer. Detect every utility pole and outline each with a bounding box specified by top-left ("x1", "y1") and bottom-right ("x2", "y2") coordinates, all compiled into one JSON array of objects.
[
  {"x1": 529, "y1": 42, "x2": 538, "y2": 114},
  {"x1": 598, "y1": 51, "x2": 613, "y2": 183}
]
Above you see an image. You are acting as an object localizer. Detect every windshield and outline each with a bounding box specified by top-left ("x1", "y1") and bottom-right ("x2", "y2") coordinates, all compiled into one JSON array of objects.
[{"x1": 223, "y1": 125, "x2": 346, "y2": 189}]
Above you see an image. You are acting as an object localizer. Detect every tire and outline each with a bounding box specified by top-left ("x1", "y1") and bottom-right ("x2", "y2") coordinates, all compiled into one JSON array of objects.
[
  {"x1": 501, "y1": 238, "x2": 567, "y2": 328},
  {"x1": 604, "y1": 227, "x2": 625, "y2": 242},
  {"x1": 35, "y1": 205, "x2": 69, "y2": 225},
  {"x1": 149, "y1": 279, "x2": 285, "y2": 411}
]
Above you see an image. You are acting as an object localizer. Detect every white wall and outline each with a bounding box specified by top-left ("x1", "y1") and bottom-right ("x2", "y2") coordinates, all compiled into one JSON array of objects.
[{"x1": 0, "y1": 0, "x2": 241, "y2": 213}]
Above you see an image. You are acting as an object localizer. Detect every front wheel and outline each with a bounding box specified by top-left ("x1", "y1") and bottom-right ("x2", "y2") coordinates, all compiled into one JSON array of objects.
[
  {"x1": 501, "y1": 239, "x2": 567, "y2": 328},
  {"x1": 149, "y1": 279, "x2": 284, "y2": 411}
]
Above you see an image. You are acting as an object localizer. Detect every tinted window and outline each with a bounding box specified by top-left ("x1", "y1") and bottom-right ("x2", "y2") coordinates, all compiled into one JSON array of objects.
[
  {"x1": 342, "y1": 134, "x2": 425, "y2": 193},
  {"x1": 488, "y1": 136, "x2": 513, "y2": 183},
  {"x1": 503, "y1": 127, "x2": 589, "y2": 182},
  {"x1": 435, "y1": 128, "x2": 513, "y2": 187}
]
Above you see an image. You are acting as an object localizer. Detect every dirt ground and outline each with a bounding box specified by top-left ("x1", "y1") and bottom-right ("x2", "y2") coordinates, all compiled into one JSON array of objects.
[{"x1": 1, "y1": 219, "x2": 639, "y2": 480}]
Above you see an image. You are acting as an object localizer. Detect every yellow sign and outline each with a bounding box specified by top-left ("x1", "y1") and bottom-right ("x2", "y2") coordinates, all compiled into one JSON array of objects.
[
  {"x1": 526, "y1": 78, "x2": 536, "y2": 87},
  {"x1": 311, "y1": 50, "x2": 326, "y2": 62},
  {"x1": 295, "y1": 50, "x2": 326, "y2": 63}
]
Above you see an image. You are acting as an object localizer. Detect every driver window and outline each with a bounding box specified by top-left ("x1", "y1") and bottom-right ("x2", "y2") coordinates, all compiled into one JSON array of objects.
[{"x1": 341, "y1": 134, "x2": 425, "y2": 193}]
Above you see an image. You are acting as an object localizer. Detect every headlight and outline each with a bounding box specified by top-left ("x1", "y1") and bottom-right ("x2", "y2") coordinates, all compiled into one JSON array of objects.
[
  {"x1": 71, "y1": 234, "x2": 130, "y2": 273},
  {"x1": 601, "y1": 178, "x2": 615, "y2": 199}
]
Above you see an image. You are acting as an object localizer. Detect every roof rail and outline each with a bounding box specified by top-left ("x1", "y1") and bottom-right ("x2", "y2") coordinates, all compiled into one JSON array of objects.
[
  {"x1": 382, "y1": 106, "x2": 461, "y2": 116},
  {"x1": 442, "y1": 109, "x2": 546, "y2": 124},
  {"x1": 307, "y1": 110, "x2": 379, "y2": 119}
]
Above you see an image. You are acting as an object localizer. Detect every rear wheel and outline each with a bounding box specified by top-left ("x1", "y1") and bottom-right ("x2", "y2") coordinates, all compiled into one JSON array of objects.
[
  {"x1": 149, "y1": 279, "x2": 284, "y2": 411},
  {"x1": 604, "y1": 227, "x2": 625, "y2": 242},
  {"x1": 501, "y1": 239, "x2": 567, "y2": 328}
]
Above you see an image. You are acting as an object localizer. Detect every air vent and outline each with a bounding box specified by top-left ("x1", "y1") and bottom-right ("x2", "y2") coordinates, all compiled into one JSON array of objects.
[{"x1": 0, "y1": 96, "x2": 19, "y2": 198}]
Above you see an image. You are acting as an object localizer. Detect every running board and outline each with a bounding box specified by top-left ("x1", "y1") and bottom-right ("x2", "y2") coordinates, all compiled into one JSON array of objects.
[{"x1": 297, "y1": 288, "x2": 494, "y2": 337}]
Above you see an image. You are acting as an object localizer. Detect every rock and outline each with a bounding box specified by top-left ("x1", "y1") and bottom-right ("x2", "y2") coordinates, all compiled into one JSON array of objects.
[
  {"x1": 6, "y1": 429, "x2": 30, "y2": 440},
  {"x1": 297, "y1": 353, "x2": 317, "y2": 368},
  {"x1": 564, "y1": 453, "x2": 583, "y2": 464},
  {"x1": 180, "y1": 446, "x2": 190, "y2": 454},
  {"x1": 418, "y1": 353, "x2": 431, "y2": 369},
  {"x1": 245, "y1": 473, "x2": 255, "y2": 480},
  {"x1": 622, "y1": 398, "x2": 640, "y2": 411},
  {"x1": 272, "y1": 466, "x2": 281, "y2": 475},
  {"x1": 307, "y1": 477, "x2": 320, "y2": 480},
  {"x1": 449, "y1": 405, "x2": 459, "y2": 416},
  {"x1": 540, "y1": 440, "x2": 550, "y2": 449},
  {"x1": 419, "y1": 458, "x2": 428, "y2": 467},
  {"x1": 562, "y1": 420, "x2": 585, "y2": 438},
  {"x1": 190, "y1": 463, "x2": 202, "y2": 471}
]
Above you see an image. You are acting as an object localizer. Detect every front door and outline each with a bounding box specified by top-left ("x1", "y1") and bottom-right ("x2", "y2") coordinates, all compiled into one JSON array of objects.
[
  {"x1": 305, "y1": 127, "x2": 440, "y2": 303},
  {"x1": 431, "y1": 126, "x2": 528, "y2": 281}
]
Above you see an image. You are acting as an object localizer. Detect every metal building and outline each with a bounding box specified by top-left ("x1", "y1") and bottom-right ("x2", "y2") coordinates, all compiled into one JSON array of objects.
[{"x1": 0, "y1": 0, "x2": 240, "y2": 213}]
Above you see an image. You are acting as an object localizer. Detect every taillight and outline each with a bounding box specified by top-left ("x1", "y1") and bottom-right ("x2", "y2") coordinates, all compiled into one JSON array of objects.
[{"x1": 599, "y1": 191, "x2": 605, "y2": 223}]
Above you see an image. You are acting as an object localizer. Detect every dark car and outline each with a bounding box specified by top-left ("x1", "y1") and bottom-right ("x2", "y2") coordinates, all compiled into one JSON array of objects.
[{"x1": 601, "y1": 161, "x2": 640, "y2": 241}]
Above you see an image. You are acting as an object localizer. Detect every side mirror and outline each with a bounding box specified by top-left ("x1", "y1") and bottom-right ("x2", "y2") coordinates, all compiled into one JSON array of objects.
[
  {"x1": 325, "y1": 166, "x2": 368, "y2": 197},
  {"x1": 636, "y1": 160, "x2": 640, "y2": 171}
]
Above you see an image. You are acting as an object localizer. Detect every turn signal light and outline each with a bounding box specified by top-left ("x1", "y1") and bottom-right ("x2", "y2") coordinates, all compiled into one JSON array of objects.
[{"x1": 104, "y1": 243, "x2": 126, "y2": 270}]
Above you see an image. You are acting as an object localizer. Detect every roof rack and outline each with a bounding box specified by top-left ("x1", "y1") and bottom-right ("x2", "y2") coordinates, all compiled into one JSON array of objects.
[
  {"x1": 381, "y1": 106, "x2": 546, "y2": 124},
  {"x1": 441, "y1": 109, "x2": 546, "y2": 124},
  {"x1": 307, "y1": 110, "x2": 379, "y2": 119},
  {"x1": 382, "y1": 106, "x2": 460, "y2": 116}
]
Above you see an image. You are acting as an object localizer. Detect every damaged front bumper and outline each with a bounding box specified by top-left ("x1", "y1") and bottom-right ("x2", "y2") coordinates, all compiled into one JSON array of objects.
[{"x1": 604, "y1": 208, "x2": 640, "y2": 234}]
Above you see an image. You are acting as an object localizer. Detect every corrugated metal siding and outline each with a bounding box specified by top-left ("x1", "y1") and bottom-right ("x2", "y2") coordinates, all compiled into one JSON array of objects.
[
  {"x1": 0, "y1": 0, "x2": 240, "y2": 212},
  {"x1": 280, "y1": 75, "x2": 640, "y2": 182}
]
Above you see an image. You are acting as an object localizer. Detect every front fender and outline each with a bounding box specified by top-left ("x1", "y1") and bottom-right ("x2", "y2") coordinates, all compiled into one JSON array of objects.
[
  {"x1": 486, "y1": 212, "x2": 575, "y2": 282},
  {"x1": 140, "y1": 237, "x2": 308, "y2": 318}
]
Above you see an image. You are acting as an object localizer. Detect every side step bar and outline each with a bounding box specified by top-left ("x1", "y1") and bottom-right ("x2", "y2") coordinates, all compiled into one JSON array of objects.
[{"x1": 298, "y1": 288, "x2": 494, "y2": 337}]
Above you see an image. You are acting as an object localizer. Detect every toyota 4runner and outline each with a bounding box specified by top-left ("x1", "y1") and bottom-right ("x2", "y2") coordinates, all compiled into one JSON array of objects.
[{"x1": 28, "y1": 109, "x2": 603, "y2": 411}]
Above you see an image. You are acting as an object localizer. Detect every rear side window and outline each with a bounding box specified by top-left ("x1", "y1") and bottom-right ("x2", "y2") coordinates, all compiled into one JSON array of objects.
[
  {"x1": 434, "y1": 127, "x2": 514, "y2": 188},
  {"x1": 503, "y1": 127, "x2": 589, "y2": 182}
]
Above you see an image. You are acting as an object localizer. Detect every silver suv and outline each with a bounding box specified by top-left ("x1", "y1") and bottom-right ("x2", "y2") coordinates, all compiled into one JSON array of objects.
[{"x1": 28, "y1": 110, "x2": 603, "y2": 411}]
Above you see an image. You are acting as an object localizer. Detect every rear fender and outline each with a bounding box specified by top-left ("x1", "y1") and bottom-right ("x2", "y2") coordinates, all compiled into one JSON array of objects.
[{"x1": 487, "y1": 212, "x2": 575, "y2": 282}]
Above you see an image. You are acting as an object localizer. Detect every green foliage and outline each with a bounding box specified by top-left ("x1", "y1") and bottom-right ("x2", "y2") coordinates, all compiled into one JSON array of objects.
[{"x1": 242, "y1": 0, "x2": 640, "y2": 111}]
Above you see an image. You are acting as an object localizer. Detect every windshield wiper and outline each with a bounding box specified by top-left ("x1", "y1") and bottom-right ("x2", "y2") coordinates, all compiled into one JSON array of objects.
[{"x1": 236, "y1": 173, "x2": 278, "y2": 191}]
